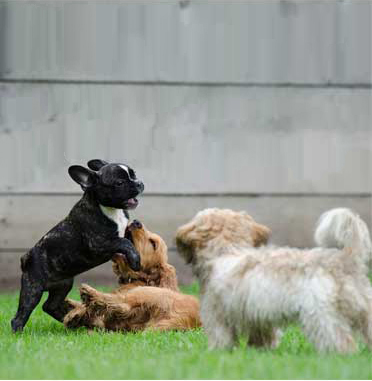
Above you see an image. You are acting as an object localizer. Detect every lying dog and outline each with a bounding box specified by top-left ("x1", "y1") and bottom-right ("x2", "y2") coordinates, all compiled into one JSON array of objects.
[
  {"x1": 63, "y1": 220, "x2": 180, "y2": 326},
  {"x1": 64, "y1": 221, "x2": 201, "y2": 332},
  {"x1": 176, "y1": 208, "x2": 372, "y2": 353},
  {"x1": 11, "y1": 159, "x2": 144, "y2": 332}
]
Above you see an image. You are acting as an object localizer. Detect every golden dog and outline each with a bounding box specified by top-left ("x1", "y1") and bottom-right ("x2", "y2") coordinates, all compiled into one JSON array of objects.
[{"x1": 64, "y1": 221, "x2": 201, "y2": 332}]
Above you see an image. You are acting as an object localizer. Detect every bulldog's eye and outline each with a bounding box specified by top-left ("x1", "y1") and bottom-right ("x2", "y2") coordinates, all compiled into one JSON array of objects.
[
  {"x1": 149, "y1": 238, "x2": 157, "y2": 251},
  {"x1": 115, "y1": 179, "x2": 124, "y2": 186}
]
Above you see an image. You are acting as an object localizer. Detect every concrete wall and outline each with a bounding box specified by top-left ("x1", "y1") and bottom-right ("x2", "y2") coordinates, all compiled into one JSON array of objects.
[
  {"x1": 1, "y1": 0, "x2": 371, "y2": 84},
  {"x1": 0, "y1": 0, "x2": 371, "y2": 290}
]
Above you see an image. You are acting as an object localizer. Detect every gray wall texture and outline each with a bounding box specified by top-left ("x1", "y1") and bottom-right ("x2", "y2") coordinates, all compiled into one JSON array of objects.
[{"x1": 0, "y1": 0, "x2": 371, "y2": 290}]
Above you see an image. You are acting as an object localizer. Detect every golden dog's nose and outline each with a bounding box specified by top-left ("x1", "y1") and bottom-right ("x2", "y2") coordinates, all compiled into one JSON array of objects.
[{"x1": 131, "y1": 220, "x2": 143, "y2": 229}]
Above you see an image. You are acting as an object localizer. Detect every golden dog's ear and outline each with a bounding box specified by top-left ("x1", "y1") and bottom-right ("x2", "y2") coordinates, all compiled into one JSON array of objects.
[
  {"x1": 112, "y1": 261, "x2": 121, "y2": 278},
  {"x1": 149, "y1": 238, "x2": 158, "y2": 251},
  {"x1": 158, "y1": 264, "x2": 179, "y2": 291},
  {"x1": 252, "y1": 223, "x2": 271, "y2": 247}
]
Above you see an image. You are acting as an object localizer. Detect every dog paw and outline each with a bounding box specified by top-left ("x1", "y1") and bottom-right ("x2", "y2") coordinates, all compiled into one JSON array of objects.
[
  {"x1": 80, "y1": 284, "x2": 97, "y2": 306},
  {"x1": 64, "y1": 298, "x2": 82, "y2": 310},
  {"x1": 11, "y1": 319, "x2": 24, "y2": 333},
  {"x1": 63, "y1": 307, "x2": 87, "y2": 328}
]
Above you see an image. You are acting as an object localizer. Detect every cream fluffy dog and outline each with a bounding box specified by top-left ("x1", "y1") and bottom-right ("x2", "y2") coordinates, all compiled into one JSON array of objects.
[{"x1": 176, "y1": 208, "x2": 372, "y2": 353}]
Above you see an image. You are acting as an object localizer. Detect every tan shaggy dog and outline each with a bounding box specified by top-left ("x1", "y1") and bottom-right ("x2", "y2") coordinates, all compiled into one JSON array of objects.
[
  {"x1": 64, "y1": 221, "x2": 201, "y2": 332},
  {"x1": 176, "y1": 208, "x2": 372, "y2": 353}
]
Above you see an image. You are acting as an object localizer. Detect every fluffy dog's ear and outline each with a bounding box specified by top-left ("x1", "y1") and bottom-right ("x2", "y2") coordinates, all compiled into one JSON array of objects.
[
  {"x1": 176, "y1": 237, "x2": 193, "y2": 264},
  {"x1": 252, "y1": 223, "x2": 271, "y2": 247},
  {"x1": 68, "y1": 165, "x2": 97, "y2": 190},
  {"x1": 87, "y1": 159, "x2": 108, "y2": 171},
  {"x1": 176, "y1": 225, "x2": 197, "y2": 264}
]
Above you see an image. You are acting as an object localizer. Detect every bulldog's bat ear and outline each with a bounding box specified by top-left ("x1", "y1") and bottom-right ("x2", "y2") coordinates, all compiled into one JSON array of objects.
[
  {"x1": 68, "y1": 165, "x2": 97, "y2": 190},
  {"x1": 87, "y1": 159, "x2": 108, "y2": 171}
]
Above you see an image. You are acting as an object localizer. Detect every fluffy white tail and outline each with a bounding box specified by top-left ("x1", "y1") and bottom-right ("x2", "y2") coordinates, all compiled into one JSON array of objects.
[{"x1": 314, "y1": 208, "x2": 372, "y2": 265}]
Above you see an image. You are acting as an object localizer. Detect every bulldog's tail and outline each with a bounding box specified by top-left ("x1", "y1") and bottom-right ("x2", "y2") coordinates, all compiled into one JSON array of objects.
[{"x1": 314, "y1": 208, "x2": 371, "y2": 266}]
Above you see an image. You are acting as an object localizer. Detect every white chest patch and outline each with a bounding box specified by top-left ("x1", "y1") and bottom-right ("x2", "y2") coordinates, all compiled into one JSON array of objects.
[{"x1": 99, "y1": 205, "x2": 128, "y2": 238}]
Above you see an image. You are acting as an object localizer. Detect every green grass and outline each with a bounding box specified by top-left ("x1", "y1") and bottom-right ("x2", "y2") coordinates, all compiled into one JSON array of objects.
[{"x1": 0, "y1": 284, "x2": 371, "y2": 379}]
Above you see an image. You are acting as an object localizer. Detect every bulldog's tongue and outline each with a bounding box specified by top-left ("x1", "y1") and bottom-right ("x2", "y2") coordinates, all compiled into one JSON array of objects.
[{"x1": 127, "y1": 198, "x2": 137, "y2": 207}]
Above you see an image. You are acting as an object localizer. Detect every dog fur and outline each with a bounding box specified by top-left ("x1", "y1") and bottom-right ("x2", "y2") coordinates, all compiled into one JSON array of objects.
[
  {"x1": 64, "y1": 221, "x2": 201, "y2": 332},
  {"x1": 176, "y1": 208, "x2": 372, "y2": 353}
]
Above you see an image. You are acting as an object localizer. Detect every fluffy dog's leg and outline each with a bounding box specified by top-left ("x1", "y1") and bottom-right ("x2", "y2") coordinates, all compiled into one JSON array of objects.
[
  {"x1": 302, "y1": 312, "x2": 356, "y2": 354},
  {"x1": 360, "y1": 302, "x2": 372, "y2": 349},
  {"x1": 201, "y1": 300, "x2": 237, "y2": 349},
  {"x1": 203, "y1": 313, "x2": 237, "y2": 349},
  {"x1": 207, "y1": 323, "x2": 237, "y2": 350},
  {"x1": 248, "y1": 327, "x2": 282, "y2": 349}
]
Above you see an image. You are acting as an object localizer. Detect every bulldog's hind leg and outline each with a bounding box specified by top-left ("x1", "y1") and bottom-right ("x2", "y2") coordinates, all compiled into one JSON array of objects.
[
  {"x1": 43, "y1": 278, "x2": 74, "y2": 322},
  {"x1": 11, "y1": 273, "x2": 44, "y2": 332}
]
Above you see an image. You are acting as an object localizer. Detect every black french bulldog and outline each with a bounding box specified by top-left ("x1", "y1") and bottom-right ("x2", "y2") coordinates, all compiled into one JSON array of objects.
[{"x1": 11, "y1": 159, "x2": 144, "y2": 332}]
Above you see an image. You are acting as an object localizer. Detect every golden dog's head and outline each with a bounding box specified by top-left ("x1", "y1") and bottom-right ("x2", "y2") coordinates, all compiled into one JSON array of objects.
[
  {"x1": 176, "y1": 208, "x2": 270, "y2": 264},
  {"x1": 112, "y1": 220, "x2": 168, "y2": 280}
]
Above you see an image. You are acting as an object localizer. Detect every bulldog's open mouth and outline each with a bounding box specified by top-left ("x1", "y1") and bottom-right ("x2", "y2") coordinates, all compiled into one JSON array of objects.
[{"x1": 123, "y1": 198, "x2": 138, "y2": 210}]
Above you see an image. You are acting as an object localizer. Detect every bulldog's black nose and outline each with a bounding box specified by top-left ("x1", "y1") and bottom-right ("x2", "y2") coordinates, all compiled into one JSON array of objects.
[
  {"x1": 132, "y1": 220, "x2": 142, "y2": 229},
  {"x1": 136, "y1": 181, "x2": 144, "y2": 193}
]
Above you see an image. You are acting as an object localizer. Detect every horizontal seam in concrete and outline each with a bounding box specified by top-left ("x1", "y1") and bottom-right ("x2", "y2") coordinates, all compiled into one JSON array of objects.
[
  {"x1": 0, "y1": 78, "x2": 371, "y2": 89},
  {"x1": 0, "y1": 248, "x2": 26, "y2": 253},
  {"x1": 0, "y1": 192, "x2": 371, "y2": 198}
]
